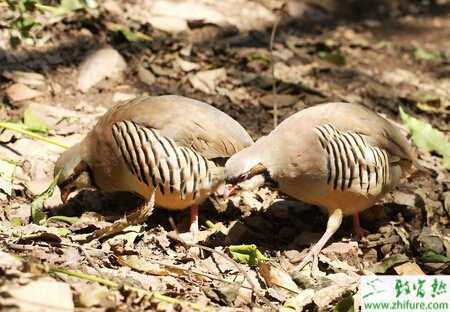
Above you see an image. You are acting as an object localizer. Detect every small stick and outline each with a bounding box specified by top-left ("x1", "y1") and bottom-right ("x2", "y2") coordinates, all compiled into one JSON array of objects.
[{"x1": 269, "y1": 14, "x2": 281, "y2": 129}]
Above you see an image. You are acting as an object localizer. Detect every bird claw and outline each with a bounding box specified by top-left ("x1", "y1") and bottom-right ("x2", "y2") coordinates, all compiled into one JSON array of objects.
[
  {"x1": 294, "y1": 246, "x2": 322, "y2": 277},
  {"x1": 353, "y1": 226, "x2": 369, "y2": 240}
]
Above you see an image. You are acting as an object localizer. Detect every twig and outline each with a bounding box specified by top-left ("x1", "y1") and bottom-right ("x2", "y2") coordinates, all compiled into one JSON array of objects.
[
  {"x1": 118, "y1": 255, "x2": 255, "y2": 292},
  {"x1": 269, "y1": 13, "x2": 282, "y2": 129},
  {"x1": 0, "y1": 122, "x2": 69, "y2": 149},
  {"x1": 49, "y1": 267, "x2": 215, "y2": 311}
]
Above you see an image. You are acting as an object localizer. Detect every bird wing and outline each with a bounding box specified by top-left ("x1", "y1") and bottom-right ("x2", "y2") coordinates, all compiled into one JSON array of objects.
[
  {"x1": 314, "y1": 124, "x2": 391, "y2": 196},
  {"x1": 111, "y1": 120, "x2": 211, "y2": 201},
  {"x1": 103, "y1": 95, "x2": 253, "y2": 160}
]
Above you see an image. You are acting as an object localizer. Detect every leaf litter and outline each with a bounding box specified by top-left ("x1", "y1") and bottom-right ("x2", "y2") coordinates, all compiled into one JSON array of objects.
[{"x1": 0, "y1": 0, "x2": 450, "y2": 311}]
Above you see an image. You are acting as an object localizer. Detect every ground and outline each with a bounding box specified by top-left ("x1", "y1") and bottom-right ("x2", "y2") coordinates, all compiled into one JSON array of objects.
[{"x1": 0, "y1": 0, "x2": 449, "y2": 311}]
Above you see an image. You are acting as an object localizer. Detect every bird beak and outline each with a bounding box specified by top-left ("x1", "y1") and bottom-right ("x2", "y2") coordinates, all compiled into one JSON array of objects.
[
  {"x1": 61, "y1": 190, "x2": 71, "y2": 204},
  {"x1": 223, "y1": 184, "x2": 239, "y2": 198}
]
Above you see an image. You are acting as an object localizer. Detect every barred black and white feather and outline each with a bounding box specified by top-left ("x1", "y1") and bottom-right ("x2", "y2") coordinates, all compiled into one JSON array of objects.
[
  {"x1": 314, "y1": 124, "x2": 390, "y2": 195},
  {"x1": 112, "y1": 120, "x2": 214, "y2": 201}
]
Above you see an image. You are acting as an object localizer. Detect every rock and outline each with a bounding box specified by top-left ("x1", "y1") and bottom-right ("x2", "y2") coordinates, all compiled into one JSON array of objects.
[{"x1": 77, "y1": 47, "x2": 127, "y2": 92}]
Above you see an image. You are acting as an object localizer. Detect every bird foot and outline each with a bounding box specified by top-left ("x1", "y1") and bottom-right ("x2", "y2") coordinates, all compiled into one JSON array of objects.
[{"x1": 292, "y1": 245, "x2": 322, "y2": 277}]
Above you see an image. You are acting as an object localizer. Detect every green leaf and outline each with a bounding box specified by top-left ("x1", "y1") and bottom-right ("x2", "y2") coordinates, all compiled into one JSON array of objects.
[
  {"x1": 9, "y1": 35, "x2": 21, "y2": 48},
  {"x1": 370, "y1": 254, "x2": 410, "y2": 274},
  {"x1": 0, "y1": 121, "x2": 69, "y2": 149},
  {"x1": 57, "y1": 228, "x2": 71, "y2": 236},
  {"x1": 421, "y1": 250, "x2": 450, "y2": 263},
  {"x1": 10, "y1": 217, "x2": 23, "y2": 226},
  {"x1": 18, "y1": 15, "x2": 39, "y2": 35},
  {"x1": 21, "y1": 0, "x2": 37, "y2": 11},
  {"x1": 0, "y1": 159, "x2": 17, "y2": 196},
  {"x1": 17, "y1": 0, "x2": 37, "y2": 12},
  {"x1": 60, "y1": 0, "x2": 84, "y2": 12},
  {"x1": 23, "y1": 106, "x2": 49, "y2": 133},
  {"x1": 47, "y1": 215, "x2": 79, "y2": 225},
  {"x1": 414, "y1": 47, "x2": 440, "y2": 61},
  {"x1": 31, "y1": 171, "x2": 61, "y2": 224},
  {"x1": 334, "y1": 294, "x2": 354, "y2": 312},
  {"x1": 400, "y1": 107, "x2": 450, "y2": 169},
  {"x1": 228, "y1": 244, "x2": 267, "y2": 266},
  {"x1": 318, "y1": 51, "x2": 346, "y2": 66},
  {"x1": 108, "y1": 23, "x2": 152, "y2": 42}
]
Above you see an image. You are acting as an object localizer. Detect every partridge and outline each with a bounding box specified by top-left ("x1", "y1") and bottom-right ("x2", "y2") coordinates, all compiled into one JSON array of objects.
[
  {"x1": 54, "y1": 95, "x2": 253, "y2": 239},
  {"x1": 224, "y1": 102, "x2": 416, "y2": 272}
]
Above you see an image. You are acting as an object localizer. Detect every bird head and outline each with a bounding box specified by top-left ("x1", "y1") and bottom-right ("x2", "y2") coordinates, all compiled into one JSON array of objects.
[
  {"x1": 223, "y1": 146, "x2": 275, "y2": 197},
  {"x1": 54, "y1": 143, "x2": 93, "y2": 203}
]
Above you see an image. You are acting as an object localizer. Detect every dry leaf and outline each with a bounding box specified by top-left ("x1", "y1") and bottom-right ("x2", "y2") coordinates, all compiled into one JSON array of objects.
[
  {"x1": 394, "y1": 262, "x2": 425, "y2": 275},
  {"x1": 258, "y1": 262, "x2": 300, "y2": 294},
  {"x1": 6, "y1": 278, "x2": 74, "y2": 312},
  {"x1": 6, "y1": 83, "x2": 42, "y2": 102},
  {"x1": 189, "y1": 68, "x2": 227, "y2": 94}
]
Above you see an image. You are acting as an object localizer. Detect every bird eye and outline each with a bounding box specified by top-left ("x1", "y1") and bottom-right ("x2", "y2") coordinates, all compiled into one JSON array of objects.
[{"x1": 239, "y1": 172, "x2": 250, "y2": 181}]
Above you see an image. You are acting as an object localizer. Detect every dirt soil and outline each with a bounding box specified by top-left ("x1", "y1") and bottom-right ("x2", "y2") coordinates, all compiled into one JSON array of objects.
[{"x1": 0, "y1": 0, "x2": 449, "y2": 311}]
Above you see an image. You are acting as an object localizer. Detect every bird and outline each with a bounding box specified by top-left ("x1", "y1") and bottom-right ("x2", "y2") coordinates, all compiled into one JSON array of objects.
[
  {"x1": 54, "y1": 95, "x2": 253, "y2": 241},
  {"x1": 224, "y1": 102, "x2": 416, "y2": 272}
]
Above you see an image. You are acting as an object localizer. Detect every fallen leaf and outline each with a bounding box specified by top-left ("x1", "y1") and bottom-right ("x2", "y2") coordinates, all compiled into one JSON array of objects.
[
  {"x1": 146, "y1": 16, "x2": 189, "y2": 33},
  {"x1": 0, "y1": 250, "x2": 23, "y2": 270},
  {"x1": 394, "y1": 262, "x2": 425, "y2": 275},
  {"x1": 77, "y1": 47, "x2": 127, "y2": 92},
  {"x1": 107, "y1": 23, "x2": 152, "y2": 42},
  {"x1": 318, "y1": 51, "x2": 346, "y2": 66},
  {"x1": 281, "y1": 289, "x2": 315, "y2": 312},
  {"x1": 24, "y1": 106, "x2": 49, "y2": 133},
  {"x1": 175, "y1": 58, "x2": 200, "y2": 72},
  {"x1": 189, "y1": 68, "x2": 227, "y2": 94},
  {"x1": 204, "y1": 284, "x2": 239, "y2": 306},
  {"x1": 6, "y1": 83, "x2": 42, "y2": 102},
  {"x1": 7, "y1": 278, "x2": 74, "y2": 312},
  {"x1": 75, "y1": 283, "x2": 110, "y2": 308},
  {"x1": 117, "y1": 255, "x2": 171, "y2": 275},
  {"x1": 417, "y1": 227, "x2": 445, "y2": 255},
  {"x1": 334, "y1": 294, "x2": 354, "y2": 312},
  {"x1": 414, "y1": 47, "x2": 441, "y2": 61},
  {"x1": 0, "y1": 159, "x2": 16, "y2": 196},
  {"x1": 370, "y1": 254, "x2": 410, "y2": 274},
  {"x1": 259, "y1": 94, "x2": 298, "y2": 109},
  {"x1": 112, "y1": 92, "x2": 136, "y2": 102},
  {"x1": 228, "y1": 244, "x2": 267, "y2": 266},
  {"x1": 47, "y1": 215, "x2": 79, "y2": 225},
  {"x1": 420, "y1": 250, "x2": 450, "y2": 264},
  {"x1": 3, "y1": 70, "x2": 46, "y2": 87},
  {"x1": 31, "y1": 171, "x2": 61, "y2": 224},
  {"x1": 400, "y1": 107, "x2": 450, "y2": 169},
  {"x1": 258, "y1": 262, "x2": 300, "y2": 293}
]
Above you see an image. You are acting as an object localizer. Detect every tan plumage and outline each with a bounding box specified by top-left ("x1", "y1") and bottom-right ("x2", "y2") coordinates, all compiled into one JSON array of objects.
[
  {"x1": 55, "y1": 95, "x2": 253, "y2": 220},
  {"x1": 225, "y1": 102, "x2": 416, "y2": 272}
]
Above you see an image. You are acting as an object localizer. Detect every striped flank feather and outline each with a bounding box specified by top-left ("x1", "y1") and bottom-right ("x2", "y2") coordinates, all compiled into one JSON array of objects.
[
  {"x1": 112, "y1": 120, "x2": 213, "y2": 200},
  {"x1": 314, "y1": 124, "x2": 390, "y2": 195}
]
